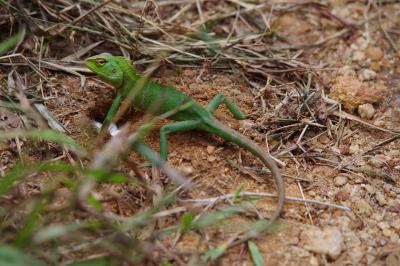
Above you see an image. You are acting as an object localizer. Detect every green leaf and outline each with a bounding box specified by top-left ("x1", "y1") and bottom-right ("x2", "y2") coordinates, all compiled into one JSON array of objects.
[
  {"x1": 0, "y1": 28, "x2": 25, "y2": 55},
  {"x1": 87, "y1": 169, "x2": 128, "y2": 184},
  {"x1": 33, "y1": 223, "x2": 84, "y2": 244},
  {"x1": 87, "y1": 193, "x2": 102, "y2": 210},
  {"x1": 0, "y1": 245, "x2": 43, "y2": 266},
  {"x1": 0, "y1": 165, "x2": 31, "y2": 196},
  {"x1": 15, "y1": 199, "x2": 45, "y2": 248},
  {"x1": 0, "y1": 129, "x2": 86, "y2": 156},
  {"x1": 232, "y1": 184, "x2": 244, "y2": 203},
  {"x1": 180, "y1": 212, "x2": 194, "y2": 232},
  {"x1": 248, "y1": 241, "x2": 265, "y2": 266},
  {"x1": 161, "y1": 260, "x2": 173, "y2": 266},
  {"x1": 0, "y1": 162, "x2": 80, "y2": 196},
  {"x1": 201, "y1": 245, "x2": 226, "y2": 262},
  {"x1": 193, "y1": 205, "x2": 244, "y2": 228},
  {"x1": 247, "y1": 219, "x2": 281, "y2": 236}
]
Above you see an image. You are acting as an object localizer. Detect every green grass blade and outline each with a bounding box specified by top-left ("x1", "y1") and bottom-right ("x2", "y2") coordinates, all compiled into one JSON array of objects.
[
  {"x1": 232, "y1": 184, "x2": 244, "y2": 203},
  {"x1": 0, "y1": 28, "x2": 25, "y2": 55},
  {"x1": 14, "y1": 199, "x2": 46, "y2": 248},
  {"x1": 180, "y1": 212, "x2": 194, "y2": 232},
  {"x1": 0, "y1": 165, "x2": 31, "y2": 196},
  {"x1": 0, "y1": 129, "x2": 86, "y2": 156},
  {"x1": 0, "y1": 245, "x2": 43, "y2": 266},
  {"x1": 201, "y1": 245, "x2": 227, "y2": 263},
  {"x1": 248, "y1": 241, "x2": 265, "y2": 266},
  {"x1": 33, "y1": 223, "x2": 84, "y2": 244},
  {"x1": 0, "y1": 162, "x2": 79, "y2": 196},
  {"x1": 193, "y1": 205, "x2": 245, "y2": 228}
]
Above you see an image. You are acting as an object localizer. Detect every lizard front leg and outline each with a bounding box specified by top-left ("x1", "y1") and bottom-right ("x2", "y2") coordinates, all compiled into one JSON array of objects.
[
  {"x1": 159, "y1": 120, "x2": 200, "y2": 160},
  {"x1": 206, "y1": 93, "x2": 246, "y2": 120},
  {"x1": 101, "y1": 93, "x2": 123, "y2": 131}
]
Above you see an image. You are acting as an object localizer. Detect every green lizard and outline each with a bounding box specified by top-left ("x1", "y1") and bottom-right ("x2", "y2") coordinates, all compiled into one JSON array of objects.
[{"x1": 85, "y1": 53, "x2": 285, "y2": 231}]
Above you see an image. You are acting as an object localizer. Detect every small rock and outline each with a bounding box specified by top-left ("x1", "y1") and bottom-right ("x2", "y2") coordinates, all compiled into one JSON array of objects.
[
  {"x1": 337, "y1": 65, "x2": 356, "y2": 76},
  {"x1": 355, "y1": 199, "x2": 373, "y2": 216},
  {"x1": 391, "y1": 233, "x2": 399, "y2": 243},
  {"x1": 365, "y1": 46, "x2": 384, "y2": 61},
  {"x1": 308, "y1": 190, "x2": 316, "y2": 197},
  {"x1": 372, "y1": 212, "x2": 385, "y2": 221},
  {"x1": 309, "y1": 256, "x2": 319, "y2": 266},
  {"x1": 352, "y1": 50, "x2": 366, "y2": 62},
  {"x1": 383, "y1": 228, "x2": 395, "y2": 238},
  {"x1": 182, "y1": 154, "x2": 192, "y2": 161},
  {"x1": 388, "y1": 203, "x2": 400, "y2": 213},
  {"x1": 300, "y1": 227, "x2": 344, "y2": 260},
  {"x1": 364, "y1": 184, "x2": 376, "y2": 194},
  {"x1": 378, "y1": 222, "x2": 390, "y2": 230},
  {"x1": 334, "y1": 175, "x2": 348, "y2": 186},
  {"x1": 349, "y1": 246, "x2": 364, "y2": 264},
  {"x1": 239, "y1": 119, "x2": 254, "y2": 130},
  {"x1": 359, "y1": 69, "x2": 377, "y2": 81},
  {"x1": 367, "y1": 254, "x2": 376, "y2": 265},
  {"x1": 386, "y1": 250, "x2": 400, "y2": 266},
  {"x1": 349, "y1": 143, "x2": 360, "y2": 154},
  {"x1": 355, "y1": 37, "x2": 369, "y2": 50},
  {"x1": 368, "y1": 155, "x2": 385, "y2": 167},
  {"x1": 278, "y1": 13, "x2": 312, "y2": 36},
  {"x1": 292, "y1": 246, "x2": 311, "y2": 258},
  {"x1": 370, "y1": 61, "x2": 382, "y2": 72},
  {"x1": 391, "y1": 218, "x2": 400, "y2": 230},
  {"x1": 206, "y1": 145, "x2": 215, "y2": 154},
  {"x1": 374, "y1": 119, "x2": 386, "y2": 128},
  {"x1": 207, "y1": 156, "x2": 217, "y2": 162},
  {"x1": 383, "y1": 184, "x2": 394, "y2": 193},
  {"x1": 179, "y1": 165, "x2": 194, "y2": 175},
  {"x1": 334, "y1": 190, "x2": 350, "y2": 201},
  {"x1": 358, "y1": 103, "x2": 375, "y2": 119},
  {"x1": 318, "y1": 134, "x2": 330, "y2": 145},
  {"x1": 330, "y1": 75, "x2": 384, "y2": 112},
  {"x1": 375, "y1": 192, "x2": 387, "y2": 206}
]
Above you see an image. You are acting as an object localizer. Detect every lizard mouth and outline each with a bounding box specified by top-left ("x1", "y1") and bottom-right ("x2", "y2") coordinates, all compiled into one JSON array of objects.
[{"x1": 84, "y1": 59, "x2": 97, "y2": 73}]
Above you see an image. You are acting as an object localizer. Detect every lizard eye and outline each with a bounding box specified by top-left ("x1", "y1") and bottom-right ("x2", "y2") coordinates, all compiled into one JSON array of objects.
[{"x1": 96, "y1": 58, "x2": 107, "y2": 65}]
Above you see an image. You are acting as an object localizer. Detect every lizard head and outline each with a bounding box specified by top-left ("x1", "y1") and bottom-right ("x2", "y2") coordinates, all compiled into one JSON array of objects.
[{"x1": 85, "y1": 53, "x2": 124, "y2": 88}]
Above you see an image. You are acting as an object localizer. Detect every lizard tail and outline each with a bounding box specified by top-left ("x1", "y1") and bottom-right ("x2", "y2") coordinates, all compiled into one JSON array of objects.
[{"x1": 204, "y1": 118, "x2": 285, "y2": 231}]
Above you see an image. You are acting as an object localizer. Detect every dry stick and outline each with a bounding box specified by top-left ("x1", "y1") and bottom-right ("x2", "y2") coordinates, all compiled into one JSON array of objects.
[
  {"x1": 318, "y1": 156, "x2": 397, "y2": 184},
  {"x1": 167, "y1": 3, "x2": 192, "y2": 23},
  {"x1": 12, "y1": 72, "x2": 48, "y2": 129},
  {"x1": 326, "y1": 134, "x2": 400, "y2": 178},
  {"x1": 180, "y1": 192, "x2": 351, "y2": 212},
  {"x1": 103, "y1": 3, "x2": 174, "y2": 39},
  {"x1": 211, "y1": 7, "x2": 241, "y2": 64},
  {"x1": 332, "y1": 110, "x2": 400, "y2": 134},
  {"x1": 48, "y1": 0, "x2": 115, "y2": 35},
  {"x1": 376, "y1": 1, "x2": 399, "y2": 55},
  {"x1": 297, "y1": 181, "x2": 314, "y2": 225},
  {"x1": 195, "y1": 0, "x2": 205, "y2": 27},
  {"x1": 0, "y1": 53, "x2": 47, "y2": 80},
  {"x1": 14, "y1": 0, "x2": 49, "y2": 37}
]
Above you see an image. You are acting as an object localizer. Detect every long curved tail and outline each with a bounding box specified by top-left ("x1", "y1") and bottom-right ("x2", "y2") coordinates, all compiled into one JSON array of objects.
[{"x1": 204, "y1": 118, "x2": 285, "y2": 226}]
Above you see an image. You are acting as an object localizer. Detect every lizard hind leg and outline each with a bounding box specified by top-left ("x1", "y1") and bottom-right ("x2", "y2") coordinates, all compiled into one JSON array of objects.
[
  {"x1": 159, "y1": 120, "x2": 201, "y2": 160},
  {"x1": 206, "y1": 93, "x2": 246, "y2": 120}
]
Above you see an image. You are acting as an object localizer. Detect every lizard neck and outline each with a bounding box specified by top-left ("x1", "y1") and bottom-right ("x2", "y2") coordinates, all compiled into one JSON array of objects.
[{"x1": 115, "y1": 56, "x2": 140, "y2": 94}]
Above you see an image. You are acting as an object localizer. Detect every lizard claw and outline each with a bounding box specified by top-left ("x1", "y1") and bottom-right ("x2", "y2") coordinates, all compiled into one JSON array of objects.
[{"x1": 93, "y1": 121, "x2": 121, "y2": 136}]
